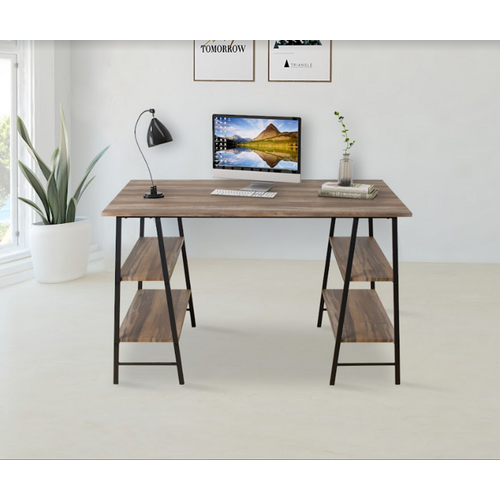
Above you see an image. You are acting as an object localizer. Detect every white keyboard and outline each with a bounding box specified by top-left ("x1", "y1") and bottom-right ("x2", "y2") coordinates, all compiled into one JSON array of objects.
[{"x1": 211, "y1": 189, "x2": 277, "y2": 198}]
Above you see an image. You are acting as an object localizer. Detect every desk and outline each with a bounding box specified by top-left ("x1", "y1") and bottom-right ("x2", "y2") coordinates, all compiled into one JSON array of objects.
[
  {"x1": 102, "y1": 179, "x2": 412, "y2": 385},
  {"x1": 103, "y1": 179, "x2": 411, "y2": 219}
]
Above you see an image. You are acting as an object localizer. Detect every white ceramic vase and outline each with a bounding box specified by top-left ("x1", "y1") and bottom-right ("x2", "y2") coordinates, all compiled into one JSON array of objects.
[{"x1": 30, "y1": 217, "x2": 92, "y2": 284}]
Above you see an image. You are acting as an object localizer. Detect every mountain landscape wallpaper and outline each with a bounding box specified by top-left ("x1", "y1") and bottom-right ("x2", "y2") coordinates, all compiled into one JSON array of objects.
[{"x1": 214, "y1": 117, "x2": 300, "y2": 170}]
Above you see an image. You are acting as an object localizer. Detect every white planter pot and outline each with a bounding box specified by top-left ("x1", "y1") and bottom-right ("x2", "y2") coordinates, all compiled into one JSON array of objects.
[{"x1": 30, "y1": 217, "x2": 92, "y2": 283}]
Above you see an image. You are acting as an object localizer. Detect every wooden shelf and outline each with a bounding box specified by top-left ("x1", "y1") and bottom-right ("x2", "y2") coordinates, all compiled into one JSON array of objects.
[
  {"x1": 121, "y1": 237, "x2": 184, "y2": 281},
  {"x1": 120, "y1": 289, "x2": 191, "y2": 342},
  {"x1": 322, "y1": 289, "x2": 394, "y2": 343},
  {"x1": 331, "y1": 236, "x2": 393, "y2": 282}
]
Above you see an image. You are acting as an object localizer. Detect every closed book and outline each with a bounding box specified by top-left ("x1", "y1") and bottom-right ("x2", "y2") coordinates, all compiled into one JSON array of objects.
[
  {"x1": 318, "y1": 188, "x2": 379, "y2": 200},
  {"x1": 321, "y1": 182, "x2": 376, "y2": 194}
]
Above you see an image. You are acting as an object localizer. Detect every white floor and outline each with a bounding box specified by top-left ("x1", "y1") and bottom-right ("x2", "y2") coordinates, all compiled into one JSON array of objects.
[{"x1": 1, "y1": 258, "x2": 499, "y2": 459}]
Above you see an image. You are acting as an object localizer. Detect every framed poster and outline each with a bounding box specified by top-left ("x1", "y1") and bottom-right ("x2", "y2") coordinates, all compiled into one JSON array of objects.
[
  {"x1": 194, "y1": 40, "x2": 255, "y2": 81},
  {"x1": 268, "y1": 40, "x2": 332, "y2": 82}
]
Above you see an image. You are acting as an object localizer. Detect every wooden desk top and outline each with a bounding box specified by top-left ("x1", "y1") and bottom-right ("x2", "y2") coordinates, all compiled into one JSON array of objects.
[{"x1": 102, "y1": 179, "x2": 412, "y2": 219}]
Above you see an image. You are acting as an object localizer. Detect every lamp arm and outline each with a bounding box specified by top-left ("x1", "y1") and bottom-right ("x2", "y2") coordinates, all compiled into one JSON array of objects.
[{"x1": 134, "y1": 109, "x2": 155, "y2": 187}]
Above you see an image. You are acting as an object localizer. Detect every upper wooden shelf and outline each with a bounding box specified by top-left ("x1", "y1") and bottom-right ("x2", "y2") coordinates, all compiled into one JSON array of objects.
[
  {"x1": 102, "y1": 180, "x2": 412, "y2": 219},
  {"x1": 331, "y1": 236, "x2": 393, "y2": 282},
  {"x1": 121, "y1": 237, "x2": 183, "y2": 281}
]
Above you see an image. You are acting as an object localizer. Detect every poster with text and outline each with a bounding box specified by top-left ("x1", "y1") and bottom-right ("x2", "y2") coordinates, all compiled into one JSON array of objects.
[
  {"x1": 268, "y1": 40, "x2": 332, "y2": 82},
  {"x1": 194, "y1": 41, "x2": 255, "y2": 81}
]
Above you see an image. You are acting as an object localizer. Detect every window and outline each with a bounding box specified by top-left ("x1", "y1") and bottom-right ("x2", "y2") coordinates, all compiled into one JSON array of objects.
[
  {"x1": 0, "y1": 54, "x2": 17, "y2": 250},
  {"x1": 0, "y1": 41, "x2": 32, "y2": 262}
]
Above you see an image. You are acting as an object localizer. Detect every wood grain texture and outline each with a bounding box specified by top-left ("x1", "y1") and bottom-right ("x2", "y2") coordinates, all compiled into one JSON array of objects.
[
  {"x1": 121, "y1": 237, "x2": 183, "y2": 281},
  {"x1": 331, "y1": 237, "x2": 393, "y2": 282},
  {"x1": 120, "y1": 289, "x2": 191, "y2": 342},
  {"x1": 102, "y1": 180, "x2": 412, "y2": 219},
  {"x1": 322, "y1": 289, "x2": 394, "y2": 342}
]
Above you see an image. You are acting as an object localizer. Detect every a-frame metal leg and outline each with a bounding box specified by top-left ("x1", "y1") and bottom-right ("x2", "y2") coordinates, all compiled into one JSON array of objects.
[
  {"x1": 138, "y1": 217, "x2": 145, "y2": 291},
  {"x1": 177, "y1": 218, "x2": 196, "y2": 328},
  {"x1": 330, "y1": 217, "x2": 359, "y2": 385},
  {"x1": 324, "y1": 217, "x2": 401, "y2": 385},
  {"x1": 392, "y1": 217, "x2": 401, "y2": 385},
  {"x1": 114, "y1": 217, "x2": 192, "y2": 385},
  {"x1": 317, "y1": 218, "x2": 336, "y2": 327},
  {"x1": 368, "y1": 218, "x2": 375, "y2": 290},
  {"x1": 113, "y1": 217, "x2": 122, "y2": 384},
  {"x1": 155, "y1": 218, "x2": 185, "y2": 385}
]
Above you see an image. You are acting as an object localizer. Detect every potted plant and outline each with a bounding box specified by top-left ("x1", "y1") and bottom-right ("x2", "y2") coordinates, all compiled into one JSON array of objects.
[{"x1": 17, "y1": 106, "x2": 109, "y2": 283}]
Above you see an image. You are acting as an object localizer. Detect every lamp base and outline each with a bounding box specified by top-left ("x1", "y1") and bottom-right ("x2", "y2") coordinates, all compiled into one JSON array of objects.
[{"x1": 144, "y1": 185, "x2": 164, "y2": 199}]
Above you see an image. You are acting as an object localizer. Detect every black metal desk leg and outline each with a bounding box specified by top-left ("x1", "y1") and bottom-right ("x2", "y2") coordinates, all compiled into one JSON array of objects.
[
  {"x1": 369, "y1": 218, "x2": 375, "y2": 290},
  {"x1": 177, "y1": 218, "x2": 196, "y2": 328},
  {"x1": 138, "y1": 217, "x2": 145, "y2": 291},
  {"x1": 156, "y1": 218, "x2": 185, "y2": 385},
  {"x1": 113, "y1": 217, "x2": 122, "y2": 384},
  {"x1": 330, "y1": 217, "x2": 359, "y2": 385},
  {"x1": 317, "y1": 218, "x2": 336, "y2": 327},
  {"x1": 392, "y1": 217, "x2": 401, "y2": 385}
]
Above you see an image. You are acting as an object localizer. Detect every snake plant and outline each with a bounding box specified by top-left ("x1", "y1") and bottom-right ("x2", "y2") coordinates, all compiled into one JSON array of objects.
[{"x1": 17, "y1": 107, "x2": 109, "y2": 225}]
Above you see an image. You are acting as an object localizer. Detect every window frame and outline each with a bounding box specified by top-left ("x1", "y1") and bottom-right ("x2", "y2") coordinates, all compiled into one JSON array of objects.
[{"x1": 0, "y1": 41, "x2": 33, "y2": 264}]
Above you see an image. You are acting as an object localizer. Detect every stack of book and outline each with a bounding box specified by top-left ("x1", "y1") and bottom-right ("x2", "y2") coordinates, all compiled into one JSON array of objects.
[{"x1": 318, "y1": 182, "x2": 379, "y2": 200}]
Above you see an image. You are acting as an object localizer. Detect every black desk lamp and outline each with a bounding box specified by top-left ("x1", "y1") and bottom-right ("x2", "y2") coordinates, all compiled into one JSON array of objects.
[{"x1": 134, "y1": 108, "x2": 173, "y2": 198}]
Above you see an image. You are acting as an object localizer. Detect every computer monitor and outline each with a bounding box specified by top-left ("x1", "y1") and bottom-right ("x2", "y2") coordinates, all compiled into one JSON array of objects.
[{"x1": 213, "y1": 114, "x2": 301, "y2": 191}]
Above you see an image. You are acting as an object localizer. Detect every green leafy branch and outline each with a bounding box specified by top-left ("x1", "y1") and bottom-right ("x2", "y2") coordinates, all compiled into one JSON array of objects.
[{"x1": 334, "y1": 111, "x2": 355, "y2": 154}]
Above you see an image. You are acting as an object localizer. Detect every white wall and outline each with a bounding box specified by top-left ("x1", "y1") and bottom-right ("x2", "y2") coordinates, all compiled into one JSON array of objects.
[{"x1": 69, "y1": 41, "x2": 500, "y2": 266}]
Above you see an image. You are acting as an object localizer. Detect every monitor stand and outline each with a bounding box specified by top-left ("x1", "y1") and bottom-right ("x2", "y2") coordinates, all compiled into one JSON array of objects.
[{"x1": 240, "y1": 181, "x2": 274, "y2": 192}]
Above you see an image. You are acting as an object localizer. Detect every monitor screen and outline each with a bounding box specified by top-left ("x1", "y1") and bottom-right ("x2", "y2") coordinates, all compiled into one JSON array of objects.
[{"x1": 212, "y1": 114, "x2": 301, "y2": 182}]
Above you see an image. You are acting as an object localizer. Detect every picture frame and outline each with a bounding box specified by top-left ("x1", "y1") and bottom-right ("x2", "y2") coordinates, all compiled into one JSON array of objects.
[
  {"x1": 194, "y1": 40, "x2": 255, "y2": 82},
  {"x1": 268, "y1": 40, "x2": 332, "y2": 82}
]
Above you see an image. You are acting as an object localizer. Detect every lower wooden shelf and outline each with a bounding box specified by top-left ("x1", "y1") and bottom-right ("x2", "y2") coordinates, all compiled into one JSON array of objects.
[
  {"x1": 322, "y1": 289, "x2": 394, "y2": 343},
  {"x1": 120, "y1": 289, "x2": 191, "y2": 342}
]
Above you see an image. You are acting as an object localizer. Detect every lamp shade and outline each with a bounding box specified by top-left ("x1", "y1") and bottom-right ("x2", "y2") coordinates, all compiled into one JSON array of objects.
[
  {"x1": 134, "y1": 109, "x2": 173, "y2": 198},
  {"x1": 147, "y1": 117, "x2": 173, "y2": 147}
]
